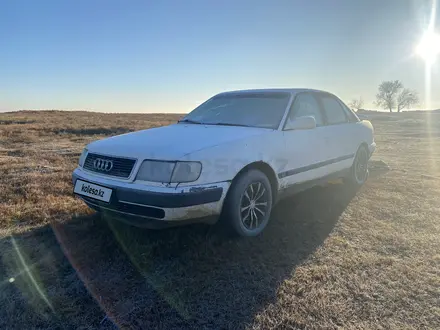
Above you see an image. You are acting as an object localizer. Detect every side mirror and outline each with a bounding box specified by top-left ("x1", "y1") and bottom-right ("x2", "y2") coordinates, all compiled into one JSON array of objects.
[{"x1": 285, "y1": 116, "x2": 316, "y2": 130}]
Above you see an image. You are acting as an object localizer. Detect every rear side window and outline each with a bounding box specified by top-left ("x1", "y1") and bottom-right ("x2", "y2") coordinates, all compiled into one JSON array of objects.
[
  {"x1": 338, "y1": 100, "x2": 360, "y2": 123},
  {"x1": 288, "y1": 93, "x2": 324, "y2": 127},
  {"x1": 320, "y1": 95, "x2": 348, "y2": 125}
]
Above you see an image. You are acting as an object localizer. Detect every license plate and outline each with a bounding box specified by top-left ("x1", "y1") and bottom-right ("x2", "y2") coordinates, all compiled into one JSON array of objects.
[{"x1": 74, "y1": 180, "x2": 112, "y2": 203}]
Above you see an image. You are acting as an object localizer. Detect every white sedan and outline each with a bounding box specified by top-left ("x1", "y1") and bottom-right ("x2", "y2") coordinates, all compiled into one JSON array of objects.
[{"x1": 73, "y1": 89, "x2": 375, "y2": 236}]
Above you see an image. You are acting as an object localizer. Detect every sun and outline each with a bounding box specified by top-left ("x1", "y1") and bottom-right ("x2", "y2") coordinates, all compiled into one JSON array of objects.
[{"x1": 416, "y1": 30, "x2": 440, "y2": 64}]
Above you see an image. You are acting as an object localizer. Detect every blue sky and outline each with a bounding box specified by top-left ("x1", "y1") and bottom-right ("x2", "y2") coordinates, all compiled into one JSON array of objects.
[{"x1": 1, "y1": 0, "x2": 439, "y2": 112}]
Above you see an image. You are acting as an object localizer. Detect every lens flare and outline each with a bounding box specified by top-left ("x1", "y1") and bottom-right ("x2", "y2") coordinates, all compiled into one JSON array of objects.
[
  {"x1": 416, "y1": 0, "x2": 438, "y2": 110},
  {"x1": 416, "y1": 30, "x2": 440, "y2": 65},
  {"x1": 11, "y1": 237, "x2": 54, "y2": 311}
]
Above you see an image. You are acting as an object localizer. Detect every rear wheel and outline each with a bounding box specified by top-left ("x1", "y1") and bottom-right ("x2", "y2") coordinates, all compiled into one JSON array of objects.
[
  {"x1": 223, "y1": 169, "x2": 273, "y2": 237},
  {"x1": 345, "y1": 145, "x2": 369, "y2": 186}
]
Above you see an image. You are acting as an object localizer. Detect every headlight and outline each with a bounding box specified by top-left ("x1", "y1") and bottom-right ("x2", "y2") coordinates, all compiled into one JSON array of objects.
[
  {"x1": 171, "y1": 161, "x2": 202, "y2": 183},
  {"x1": 136, "y1": 160, "x2": 175, "y2": 182},
  {"x1": 136, "y1": 160, "x2": 202, "y2": 183},
  {"x1": 79, "y1": 148, "x2": 88, "y2": 167}
]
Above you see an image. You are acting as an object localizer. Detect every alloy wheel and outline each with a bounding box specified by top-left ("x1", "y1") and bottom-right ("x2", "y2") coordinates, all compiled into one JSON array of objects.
[
  {"x1": 239, "y1": 182, "x2": 268, "y2": 230},
  {"x1": 355, "y1": 148, "x2": 368, "y2": 183}
]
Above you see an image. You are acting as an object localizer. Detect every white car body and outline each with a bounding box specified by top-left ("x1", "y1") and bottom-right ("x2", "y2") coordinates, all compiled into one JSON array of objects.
[{"x1": 73, "y1": 89, "x2": 375, "y2": 229}]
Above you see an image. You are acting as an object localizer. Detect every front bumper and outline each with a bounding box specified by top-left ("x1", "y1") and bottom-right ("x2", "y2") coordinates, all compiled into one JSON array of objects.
[{"x1": 72, "y1": 168, "x2": 230, "y2": 227}]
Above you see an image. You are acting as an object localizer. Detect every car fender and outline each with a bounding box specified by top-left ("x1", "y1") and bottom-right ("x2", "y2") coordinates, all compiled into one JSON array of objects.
[{"x1": 178, "y1": 132, "x2": 285, "y2": 187}]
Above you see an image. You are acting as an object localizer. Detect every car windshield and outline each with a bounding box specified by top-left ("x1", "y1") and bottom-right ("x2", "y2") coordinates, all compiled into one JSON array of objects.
[{"x1": 180, "y1": 92, "x2": 291, "y2": 129}]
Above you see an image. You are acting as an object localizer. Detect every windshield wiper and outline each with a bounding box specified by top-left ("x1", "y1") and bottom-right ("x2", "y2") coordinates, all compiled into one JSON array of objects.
[
  {"x1": 178, "y1": 119, "x2": 203, "y2": 124},
  {"x1": 179, "y1": 120, "x2": 254, "y2": 128},
  {"x1": 206, "y1": 122, "x2": 253, "y2": 127}
]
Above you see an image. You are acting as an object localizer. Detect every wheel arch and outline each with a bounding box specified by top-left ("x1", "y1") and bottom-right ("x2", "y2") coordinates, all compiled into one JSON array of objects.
[
  {"x1": 229, "y1": 161, "x2": 279, "y2": 204},
  {"x1": 359, "y1": 141, "x2": 368, "y2": 149},
  {"x1": 359, "y1": 142, "x2": 370, "y2": 157}
]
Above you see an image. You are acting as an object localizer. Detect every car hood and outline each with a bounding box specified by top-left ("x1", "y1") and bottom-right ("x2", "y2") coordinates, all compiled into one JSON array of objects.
[{"x1": 87, "y1": 124, "x2": 271, "y2": 160}]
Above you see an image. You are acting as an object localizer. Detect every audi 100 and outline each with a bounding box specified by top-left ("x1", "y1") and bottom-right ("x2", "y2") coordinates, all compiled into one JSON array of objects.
[{"x1": 73, "y1": 89, "x2": 375, "y2": 236}]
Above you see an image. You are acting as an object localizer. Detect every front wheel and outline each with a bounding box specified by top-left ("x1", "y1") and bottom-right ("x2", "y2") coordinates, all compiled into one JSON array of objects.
[
  {"x1": 223, "y1": 169, "x2": 273, "y2": 237},
  {"x1": 345, "y1": 145, "x2": 369, "y2": 187}
]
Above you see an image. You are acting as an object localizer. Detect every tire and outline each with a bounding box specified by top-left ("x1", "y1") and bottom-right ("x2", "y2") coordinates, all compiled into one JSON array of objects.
[
  {"x1": 223, "y1": 169, "x2": 273, "y2": 237},
  {"x1": 345, "y1": 145, "x2": 369, "y2": 187}
]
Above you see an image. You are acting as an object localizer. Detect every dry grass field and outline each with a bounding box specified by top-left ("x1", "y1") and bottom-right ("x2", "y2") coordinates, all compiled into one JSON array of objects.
[{"x1": 1, "y1": 110, "x2": 439, "y2": 329}]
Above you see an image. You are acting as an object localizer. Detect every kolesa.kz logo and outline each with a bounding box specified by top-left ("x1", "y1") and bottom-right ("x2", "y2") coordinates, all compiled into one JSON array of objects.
[{"x1": 81, "y1": 184, "x2": 105, "y2": 198}]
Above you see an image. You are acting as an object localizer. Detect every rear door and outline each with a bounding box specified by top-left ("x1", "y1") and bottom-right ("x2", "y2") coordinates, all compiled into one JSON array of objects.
[
  {"x1": 279, "y1": 92, "x2": 332, "y2": 189},
  {"x1": 317, "y1": 93, "x2": 359, "y2": 173}
]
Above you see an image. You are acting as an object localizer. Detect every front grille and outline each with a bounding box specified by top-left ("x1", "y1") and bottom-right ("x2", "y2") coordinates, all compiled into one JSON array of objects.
[{"x1": 83, "y1": 153, "x2": 136, "y2": 178}]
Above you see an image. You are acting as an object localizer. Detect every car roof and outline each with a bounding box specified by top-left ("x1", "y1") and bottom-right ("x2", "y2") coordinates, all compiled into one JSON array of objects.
[{"x1": 216, "y1": 88, "x2": 331, "y2": 96}]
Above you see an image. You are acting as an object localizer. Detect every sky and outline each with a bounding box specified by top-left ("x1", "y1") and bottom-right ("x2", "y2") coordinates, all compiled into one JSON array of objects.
[{"x1": 1, "y1": 0, "x2": 439, "y2": 113}]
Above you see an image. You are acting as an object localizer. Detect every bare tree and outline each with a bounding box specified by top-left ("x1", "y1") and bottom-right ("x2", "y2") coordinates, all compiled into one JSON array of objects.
[
  {"x1": 397, "y1": 88, "x2": 419, "y2": 112},
  {"x1": 348, "y1": 97, "x2": 364, "y2": 111},
  {"x1": 376, "y1": 80, "x2": 403, "y2": 112}
]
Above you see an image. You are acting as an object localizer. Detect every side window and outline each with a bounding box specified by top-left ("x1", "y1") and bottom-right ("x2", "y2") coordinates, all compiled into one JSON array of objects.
[
  {"x1": 338, "y1": 100, "x2": 360, "y2": 123},
  {"x1": 287, "y1": 93, "x2": 324, "y2": 127},
  {"x1": 320, "y1": 95, "x2": 348, "y2": 125}
]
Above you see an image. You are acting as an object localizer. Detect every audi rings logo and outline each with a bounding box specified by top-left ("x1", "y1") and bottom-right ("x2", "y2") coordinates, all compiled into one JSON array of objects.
[{"x1": 93, "y1": 158, "x2": 113, "y2": 172}]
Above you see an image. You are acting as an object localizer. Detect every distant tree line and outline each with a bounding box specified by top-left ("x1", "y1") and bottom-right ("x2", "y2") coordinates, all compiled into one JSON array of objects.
[{"x1": 348, "y1": 80, "x2": 419, "y2": 113}]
